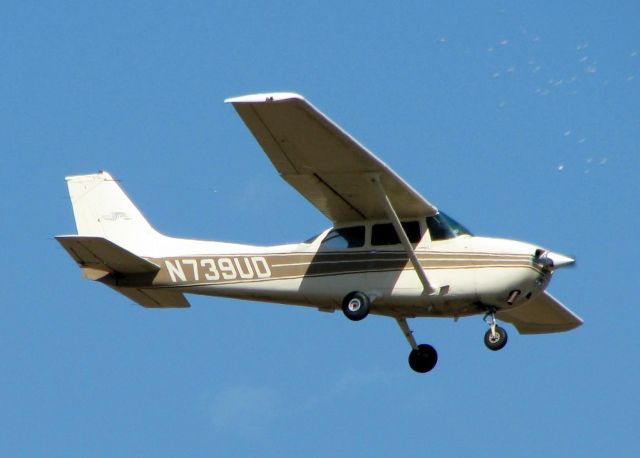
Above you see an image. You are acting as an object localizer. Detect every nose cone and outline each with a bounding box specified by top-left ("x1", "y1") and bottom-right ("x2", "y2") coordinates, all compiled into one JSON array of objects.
[{"x1": 546, "y1": 252, "x2": 576, "y2": 269}]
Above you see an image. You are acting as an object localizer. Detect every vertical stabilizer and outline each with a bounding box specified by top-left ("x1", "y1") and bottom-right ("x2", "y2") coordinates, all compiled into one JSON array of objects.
[{"x1": 65, "y1": 172, "x2": 161, "y2": 253}]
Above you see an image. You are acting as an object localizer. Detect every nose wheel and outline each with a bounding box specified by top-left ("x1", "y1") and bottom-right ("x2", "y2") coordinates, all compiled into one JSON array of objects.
[{"x1": 483, "y1": 310, "x2": 508, "y2": 351}]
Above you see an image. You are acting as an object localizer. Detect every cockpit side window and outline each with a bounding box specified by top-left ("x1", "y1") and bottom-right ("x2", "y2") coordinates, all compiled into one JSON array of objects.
[
  {"x1": 371, "y1": 221, "x2": 421, "y2": 246},
  {"x1": 426, "y1": 212, "x2": 472, "y2": 241},
  {"x1": 320, "y1": 226, "x2": 365, "y2": 249}
]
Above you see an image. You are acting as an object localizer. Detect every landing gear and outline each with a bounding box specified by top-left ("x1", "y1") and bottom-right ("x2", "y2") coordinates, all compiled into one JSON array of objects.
[
  {"x1": 483, "y1": 309, "x2": 508, "y2": 351},
  {"x1": 341, "y1": 291, "x2": 370, "y2": 321},
  {"x1": 484, "y1": 327, "x2": 508, "y2": 351},
  {"x1": 408, "y1": 344, "x2": 438, "y2": 373},
  {"x1": 396, "y1": 317, "x2": 438, "y2": 373}
]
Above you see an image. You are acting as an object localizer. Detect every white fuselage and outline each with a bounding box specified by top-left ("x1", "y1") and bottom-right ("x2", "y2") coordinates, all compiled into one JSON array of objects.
[{"x1": 116, "y1": 228, "x2": 550, "y2": 320}]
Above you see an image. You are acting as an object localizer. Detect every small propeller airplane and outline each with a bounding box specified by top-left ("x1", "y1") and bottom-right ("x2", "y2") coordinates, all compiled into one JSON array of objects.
[{"x1": 57, "y1": 92, "x2": 582, "y2": 373}]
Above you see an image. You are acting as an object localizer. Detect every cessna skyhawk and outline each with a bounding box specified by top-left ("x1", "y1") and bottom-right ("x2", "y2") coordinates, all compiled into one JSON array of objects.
[{"x1": 57, "y1": 92, "x2": 582, "y2": 373}]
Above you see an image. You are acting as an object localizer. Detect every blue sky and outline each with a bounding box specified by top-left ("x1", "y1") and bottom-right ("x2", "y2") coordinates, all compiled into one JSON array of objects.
[{"x1": 2, "y1": 1, "x2": 639, "y2": 456}]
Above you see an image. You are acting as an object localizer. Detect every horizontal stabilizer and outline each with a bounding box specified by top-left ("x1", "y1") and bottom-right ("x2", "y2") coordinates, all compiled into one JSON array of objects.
[
  {"x1": 497, "y1": 292, "x2": 583, "y2": 334},
  {"x1": 110, "y1": 286, "x2": 191, "y2": 308},
  {"x1": 56, "y1": 235, "x2": 160, "y2": 274}
]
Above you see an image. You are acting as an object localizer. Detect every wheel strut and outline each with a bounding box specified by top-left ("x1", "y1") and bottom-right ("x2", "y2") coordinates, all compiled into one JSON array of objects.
[
  {"x1": 396, "y1": 317, "x2": 418, "y2": 350},
  {"x1": 483, "y1": 308, "x2": 498, "y2": 339}
]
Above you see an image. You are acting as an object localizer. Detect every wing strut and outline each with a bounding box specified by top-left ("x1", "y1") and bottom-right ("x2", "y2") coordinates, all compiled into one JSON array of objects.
[{"x1": 369, "y1": 174, "x2": 436, "y2": 294}]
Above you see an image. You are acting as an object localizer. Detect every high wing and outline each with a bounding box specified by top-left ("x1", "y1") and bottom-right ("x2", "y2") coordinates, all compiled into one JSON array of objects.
[
  {"x1": 226, "y1": 92, "x2": 438, "y2": 224},
  {"x1": 497, "y1": 292, "x2": 583, "y2": 334}
]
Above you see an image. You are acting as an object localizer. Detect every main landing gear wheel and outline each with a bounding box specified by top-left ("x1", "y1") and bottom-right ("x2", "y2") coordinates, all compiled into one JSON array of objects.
[
  {"x1": 408, "y1": 344, "x2": 438, "y2": 373},
  {"x1": 396, "y1": 317, "x2": 438, "y2": 374},
  {"x1": 341, "y1": 291, "x2": 370, "y2": 321},
  {"x1": 484, "y1": 326, "x2": 508, "y2": 351}
]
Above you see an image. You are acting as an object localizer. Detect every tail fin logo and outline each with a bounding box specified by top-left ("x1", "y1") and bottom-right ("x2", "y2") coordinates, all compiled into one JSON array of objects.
[{"x1": 101, "y1": 212, "x2": 132, "y2": 221}]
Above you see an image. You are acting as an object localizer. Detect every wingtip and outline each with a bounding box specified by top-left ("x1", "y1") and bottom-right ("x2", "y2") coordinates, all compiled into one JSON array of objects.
[{"x1": 224, "y1": 92, "x2": 305, "y2": 104}]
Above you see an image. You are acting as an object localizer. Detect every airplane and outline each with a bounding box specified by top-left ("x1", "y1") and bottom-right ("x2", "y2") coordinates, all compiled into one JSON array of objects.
[{"x1": 56, "y1": 92, "x2": 582, "y2": 373}]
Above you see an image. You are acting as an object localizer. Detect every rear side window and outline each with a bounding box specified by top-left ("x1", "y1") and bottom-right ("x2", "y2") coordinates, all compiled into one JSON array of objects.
[
  {"x1": 371, "y1": 221, "x2": 421, "y2": 246},
  {"x1": 321, "y1": 226, "x2": 365, "y2": 249}
]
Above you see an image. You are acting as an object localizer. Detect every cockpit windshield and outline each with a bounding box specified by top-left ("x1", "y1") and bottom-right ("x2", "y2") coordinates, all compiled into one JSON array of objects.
[
  {"x1": 426, "y1": 212, "x2": 472, "y2": 241},
  {"x1": 303, "y1": 233, "x2": 321, "y2": 244}
]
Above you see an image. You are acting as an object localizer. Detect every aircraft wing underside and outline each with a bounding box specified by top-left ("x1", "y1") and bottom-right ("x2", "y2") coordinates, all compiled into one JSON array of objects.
[
  {"x1": 226, "y1": 93, "x2": 438, "y2": 224},
  {"x1": 357, "y1": 295, "x2": 582, "y2": 335},
  {"x1": 497, "y1": 292, "x2": 582, "y2": 334}
]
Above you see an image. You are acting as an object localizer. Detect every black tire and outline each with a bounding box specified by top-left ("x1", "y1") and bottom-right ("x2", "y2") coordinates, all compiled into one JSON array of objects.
[
  {"x1": 408, "y1": 344, "x2": 438, "y2": 373},
  {"x1": 341, "y1": 291, "x2": 370, "y2": 321},
  {"x1": 484, "y1": 326, "x2": 508, "y2": 351}
]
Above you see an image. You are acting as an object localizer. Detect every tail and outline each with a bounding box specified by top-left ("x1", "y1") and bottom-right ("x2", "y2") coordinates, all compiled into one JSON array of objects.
[
  {"x1": 56, "y1": 234, "x2": 190, "y2": 308},
  {"x1": 58, "y1": 171, "x2": 190, "y2": 308},
  {"x1": 65, "y1": 171, "x2": 161, "y2": 253}
]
